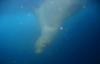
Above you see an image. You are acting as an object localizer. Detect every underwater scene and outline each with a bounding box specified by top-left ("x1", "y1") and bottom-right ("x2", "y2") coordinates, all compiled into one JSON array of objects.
[{"x1": 0, "y1": 0, "x2": 99, "y2": 64}]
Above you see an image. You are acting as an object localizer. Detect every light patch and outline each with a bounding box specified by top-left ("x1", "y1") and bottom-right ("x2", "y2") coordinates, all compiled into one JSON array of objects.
[
  {"x1": 60, "y1": 26, "x2": 63, "y2": 30},
  {"x1": 83, "y1": 5, "x2": 86, "y2": 8},
  {"x1": 58, "y1": 7, "x2": 63, "y2": 12},
  {"x1": 19, "y1": 22, "x2": 23, "y2": 25},
  {"x1": 49, "y1": 1, "x2": 55, "y2": 5},
  {"x1": 27, "y1": 13, "x2": 32, "y2": 16},
  {"x1": 20, "y1": 5, "x2": 24, "y2": 8},
  {"x1": 35, "y1": 0, "x2": 86, "y2": 54}
]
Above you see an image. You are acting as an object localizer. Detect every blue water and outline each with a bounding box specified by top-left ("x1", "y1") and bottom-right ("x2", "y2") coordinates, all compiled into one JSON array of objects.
[{"x1": 0, "y1": 0, "x2": 99, "y2": 64}]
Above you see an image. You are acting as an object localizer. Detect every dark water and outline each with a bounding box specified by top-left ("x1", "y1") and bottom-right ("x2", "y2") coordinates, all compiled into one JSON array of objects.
[{"x1": 0, "y1": 0, "x2": 99, "y2": 64}]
